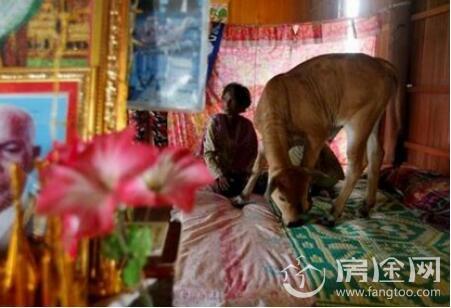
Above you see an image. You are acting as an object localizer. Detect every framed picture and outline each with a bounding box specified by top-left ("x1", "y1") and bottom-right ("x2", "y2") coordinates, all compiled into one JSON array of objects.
[
  {"x1": 128, "y1": 0, "x2": 209, "y2": 112},
  {"x1": 0, "y1": 68, "x2": 93, "y2": 157},
  {"x1": 0, "y1": 0, "x2": 131, "y2": 138},
  {"x1": 0, "y1": 0, "x2": 94, "y2": 68}
]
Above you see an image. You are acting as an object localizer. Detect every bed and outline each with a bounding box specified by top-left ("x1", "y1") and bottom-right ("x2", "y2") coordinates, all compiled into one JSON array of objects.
[
  {"x1": 172, "y1": 189, "x2": 315, "y2": 306},
  {"x1": 172, "y1": 175, "x2": 450, "y2": 306}
]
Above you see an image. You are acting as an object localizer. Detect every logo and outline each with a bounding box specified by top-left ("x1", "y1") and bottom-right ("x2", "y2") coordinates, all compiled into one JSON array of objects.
[
  {"x1": 336, "y1": 256, "x2": 440, "y2": 283},
  {"x1": 281, "y1": 256, "x2": 326, "y2": 298},
  {"x1": 281, "y1": 256, "x2": 441, "y2": 299}
]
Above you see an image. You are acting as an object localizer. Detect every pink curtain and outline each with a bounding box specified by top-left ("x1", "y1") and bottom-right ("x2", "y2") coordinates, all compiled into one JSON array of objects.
[{"x1": 168, "y1": 16, "x2": 380, "y2": 164}]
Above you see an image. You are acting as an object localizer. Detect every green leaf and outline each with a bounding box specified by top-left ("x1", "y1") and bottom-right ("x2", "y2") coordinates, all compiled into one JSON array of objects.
[
  {"x1": 123, "y1": 258, "x2": 142, "y2": 287},
  {"x1": 127, "y1": 225, "x2": 152, "y2": 260},
  {"x1": 101, "y1": 233, "x2": 125, "y2": 261}
]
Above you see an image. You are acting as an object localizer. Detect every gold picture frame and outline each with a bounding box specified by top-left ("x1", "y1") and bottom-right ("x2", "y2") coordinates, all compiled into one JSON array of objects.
[
  {"x1": 91, "y1": 0, "x2": 131, "y2": 134},
  {"x1": 0, "y1": 0, "x2": 132, "y2": 137},
  {"x1": 0, "y1": 68, "x2": 94, "y2": 141}
]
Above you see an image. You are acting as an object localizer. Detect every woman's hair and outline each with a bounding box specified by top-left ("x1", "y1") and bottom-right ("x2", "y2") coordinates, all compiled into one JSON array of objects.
[{"x1": 222, "y1": 83, "x2": 252, "y2": 110}]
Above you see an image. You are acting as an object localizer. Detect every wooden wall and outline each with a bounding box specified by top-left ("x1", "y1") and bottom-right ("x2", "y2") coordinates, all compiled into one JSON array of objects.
[
  {"x1": 405, "y1": 0, "x2": 450, "y2": 174},
  {"x1": 220, "y1": 0, "x2": 392, "y2": 24},
  {"x1": 223, "y1": 0, "x2": 311, "y2": 24}
]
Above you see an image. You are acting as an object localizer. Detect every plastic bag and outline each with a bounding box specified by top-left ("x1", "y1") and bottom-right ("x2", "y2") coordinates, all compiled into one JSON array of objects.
[{"x1": 128, "y1": 0, "x2": 209, "y2": 112}]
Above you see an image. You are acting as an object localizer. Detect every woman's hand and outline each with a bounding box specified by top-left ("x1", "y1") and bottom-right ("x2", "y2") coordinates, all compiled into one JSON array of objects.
[{"x1": 217, "y1": 176, "x2": 230, "y2": 191}]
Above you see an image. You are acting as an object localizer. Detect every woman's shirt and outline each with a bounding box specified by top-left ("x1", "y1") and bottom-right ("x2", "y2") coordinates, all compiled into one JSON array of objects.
[{"x1": 202, "y1": 114, "x2": 258, "y2": 178}]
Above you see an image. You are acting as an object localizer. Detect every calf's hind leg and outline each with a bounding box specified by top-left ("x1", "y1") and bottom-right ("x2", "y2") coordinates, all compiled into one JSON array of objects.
[
  {"x1": 331, "y1": 115, "x2": 374, "y2": 221},
  {"x1": 361, "y1": 119, "x2": 384, "y2": 217}
]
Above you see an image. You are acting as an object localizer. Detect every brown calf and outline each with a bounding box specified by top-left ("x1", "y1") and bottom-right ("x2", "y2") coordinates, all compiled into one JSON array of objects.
[{"x1": 241, "y1": 53, "x2": 398, "y2": 226}]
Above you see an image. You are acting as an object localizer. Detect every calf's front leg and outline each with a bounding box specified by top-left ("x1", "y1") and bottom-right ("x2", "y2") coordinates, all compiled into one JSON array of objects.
[{"x1": 298, "y1": 137, "x2": 323, "y2": 213}]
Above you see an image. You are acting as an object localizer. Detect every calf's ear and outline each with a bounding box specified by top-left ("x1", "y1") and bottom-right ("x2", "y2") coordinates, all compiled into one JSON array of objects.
[
  {"x1": 266, "y1": 170, "x2": 286, "y2": 202},
  {"x1": 267, "y1": 169, "x2": 292, "y2": 194}
]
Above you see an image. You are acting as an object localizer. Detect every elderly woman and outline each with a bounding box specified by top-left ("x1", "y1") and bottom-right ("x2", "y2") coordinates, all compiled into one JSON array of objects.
[{"x1": 201, "y1": 83, "x2": 258, "y2": 198}]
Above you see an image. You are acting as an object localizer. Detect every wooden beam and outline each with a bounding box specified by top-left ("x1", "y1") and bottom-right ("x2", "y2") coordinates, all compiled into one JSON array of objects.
[
  {"x1": 411, "y1": 4, "x2": 449, "y2": 21},
  {"x1": 404, "y1": 141, "x2": 449, "y2": 158},
  {"x1": 407, "y1": 85, "x2": 450, "y2": 94},
  {"x1": 144, "y1": 263, "x2": 174, "y2": 278}
]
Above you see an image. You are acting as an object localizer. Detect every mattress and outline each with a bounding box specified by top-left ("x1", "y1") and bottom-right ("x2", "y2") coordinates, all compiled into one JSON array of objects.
[
  {"x1": 173, "y1": 180, "x2": 450, "y2": 306},
  {"x1": 172, "y1": 189, "x2": 315, "y2": 306}
]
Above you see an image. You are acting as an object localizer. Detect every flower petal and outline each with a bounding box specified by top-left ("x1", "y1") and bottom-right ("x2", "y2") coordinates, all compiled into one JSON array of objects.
[
  {"x1": 37, "y1": 126, "x2": 212, "y2": 257},
  {"x1": 59, "y1": 196, "x2": 117, "y2": 257},
  {"x1": 117, "y1": 147, "x2": 213, "y2": 212}
]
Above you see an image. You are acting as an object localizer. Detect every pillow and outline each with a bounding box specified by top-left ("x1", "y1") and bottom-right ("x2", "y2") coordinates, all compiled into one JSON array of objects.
[{"x1": 379, "y1": 166, "x2": 449, "y2": 231}]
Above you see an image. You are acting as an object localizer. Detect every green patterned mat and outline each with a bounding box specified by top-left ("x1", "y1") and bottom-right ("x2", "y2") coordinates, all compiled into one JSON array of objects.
[{"x1": 283, "y1": 179, "x2": 450, "y2": 306}]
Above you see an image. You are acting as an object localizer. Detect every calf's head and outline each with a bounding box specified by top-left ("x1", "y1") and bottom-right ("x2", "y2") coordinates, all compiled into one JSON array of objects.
[
  {"x1": 268, "y1": 168, "x2": 306, "y2": 225},
  {"x1": 268, "y1": 167, "x2": 330, "y2": 226}
]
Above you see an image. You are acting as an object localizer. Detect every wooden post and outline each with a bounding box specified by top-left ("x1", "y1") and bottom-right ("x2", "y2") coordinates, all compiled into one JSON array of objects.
[{"x1": 383, "y1": 0, "x2": 412, "y2": 165}]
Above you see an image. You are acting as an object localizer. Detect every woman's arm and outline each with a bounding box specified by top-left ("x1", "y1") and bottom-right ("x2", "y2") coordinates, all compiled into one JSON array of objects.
[{"x1": 203, "y1": 120, "x2": 223, "y2": 179}]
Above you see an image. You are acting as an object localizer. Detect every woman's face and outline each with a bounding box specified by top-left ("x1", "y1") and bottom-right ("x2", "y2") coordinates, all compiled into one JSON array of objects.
[{"x1": 221, "y1": 91, "x2": 244, "y2": 116}]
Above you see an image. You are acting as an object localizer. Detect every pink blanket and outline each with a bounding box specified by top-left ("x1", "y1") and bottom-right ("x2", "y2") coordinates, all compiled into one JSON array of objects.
[{"x1": 172, "y1": 190, "x2": 316, "y2": 306}]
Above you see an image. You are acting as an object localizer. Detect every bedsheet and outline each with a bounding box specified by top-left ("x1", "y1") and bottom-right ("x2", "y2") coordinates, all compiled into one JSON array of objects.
[
  {"x1": 286, "y1": 179, "x2": 450, "y2": 306},
  {"x1": 173, "y1": 180, "x2": 450, "y2": 306},
  {"x1": 172, "y1": 189, "x2": 315, "y2": 306}
]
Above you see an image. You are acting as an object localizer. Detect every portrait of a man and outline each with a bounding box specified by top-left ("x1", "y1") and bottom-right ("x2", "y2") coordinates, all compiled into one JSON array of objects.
[{"x1": 0, "y1": 105, "x2": 40, "y2": 248}]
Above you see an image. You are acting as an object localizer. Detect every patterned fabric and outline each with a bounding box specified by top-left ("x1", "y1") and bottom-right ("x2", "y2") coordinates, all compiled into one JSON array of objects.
[
  {"x1": 222, "y1": 16, "x2": 380, "y2": 43},
  {"x1": 380, "y1": 166, "x2": 450, "y2": 231},
  {"x1": 129, "y1": 110, "x2": 153, "y2": 143},
  {"x1": 168, "y1": 16, "x2": 380, "y2": 165},
  {"x1": 173, "y1": 189, "x2": 316, "y2": 306},
  {"x1": 151, "y1": 111, "x2": 168, "y2": 147},
  {"x1": 285, "y1": 179, "x2": 450, "y2": 306},
  {"x1": 128, "y1": 110, "x2": 168, "y2": 147}
]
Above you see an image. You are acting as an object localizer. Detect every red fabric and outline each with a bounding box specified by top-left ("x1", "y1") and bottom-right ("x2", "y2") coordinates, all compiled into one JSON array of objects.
[
  {"x1": 168, "y1": 16, "x2": 380, "y2": 166},
  {"x1": 379, "y1": 166, "x2": 449, "y2": 231},
  {"x1": 222, "y1": 16, "x2": 380, "y2": 42}
]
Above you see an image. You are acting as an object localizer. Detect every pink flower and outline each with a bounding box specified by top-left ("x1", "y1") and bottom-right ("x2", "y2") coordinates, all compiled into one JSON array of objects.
[
  {"x1": 118, "y1": 148, "x2": 214, "y2": 212},
  {"x1": 37, "y1": 127, "x2": 213, "y2": 257},
  {"x1": 45, "y1": 138, "x2": 88, "y2": 165},
  {"x1": 36, "y1": 128, "x2": 158, "y2": 256}
]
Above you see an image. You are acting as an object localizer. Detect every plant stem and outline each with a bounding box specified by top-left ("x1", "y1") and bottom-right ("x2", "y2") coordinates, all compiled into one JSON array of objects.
[
  {"x1": 138, "y1": 279, "x2": 153, "y2": 306},
  {"x1": 116, "y1": 210, "x2": 129, "y2": 255}
]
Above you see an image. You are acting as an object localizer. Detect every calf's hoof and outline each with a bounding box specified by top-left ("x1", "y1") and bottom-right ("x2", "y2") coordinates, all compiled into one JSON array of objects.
[
  {"x1": 286, "y1": 218, "x2": 305, "y2": 228},
  {"x1": 359, "y1": 201, "x2": 373, "y2": 218},
  {"x1": 359, "y1": 206, "x2": 374, "y2": 218},
  {"x1": 231, "y1": 195, "x2": 249, "y2": 209},
  {"x1": 317, "y1": 214, "x2": 336, "y2": 227},
  {"x1": 359, "y1": 207, "x2": 370, "y2": 218}
]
